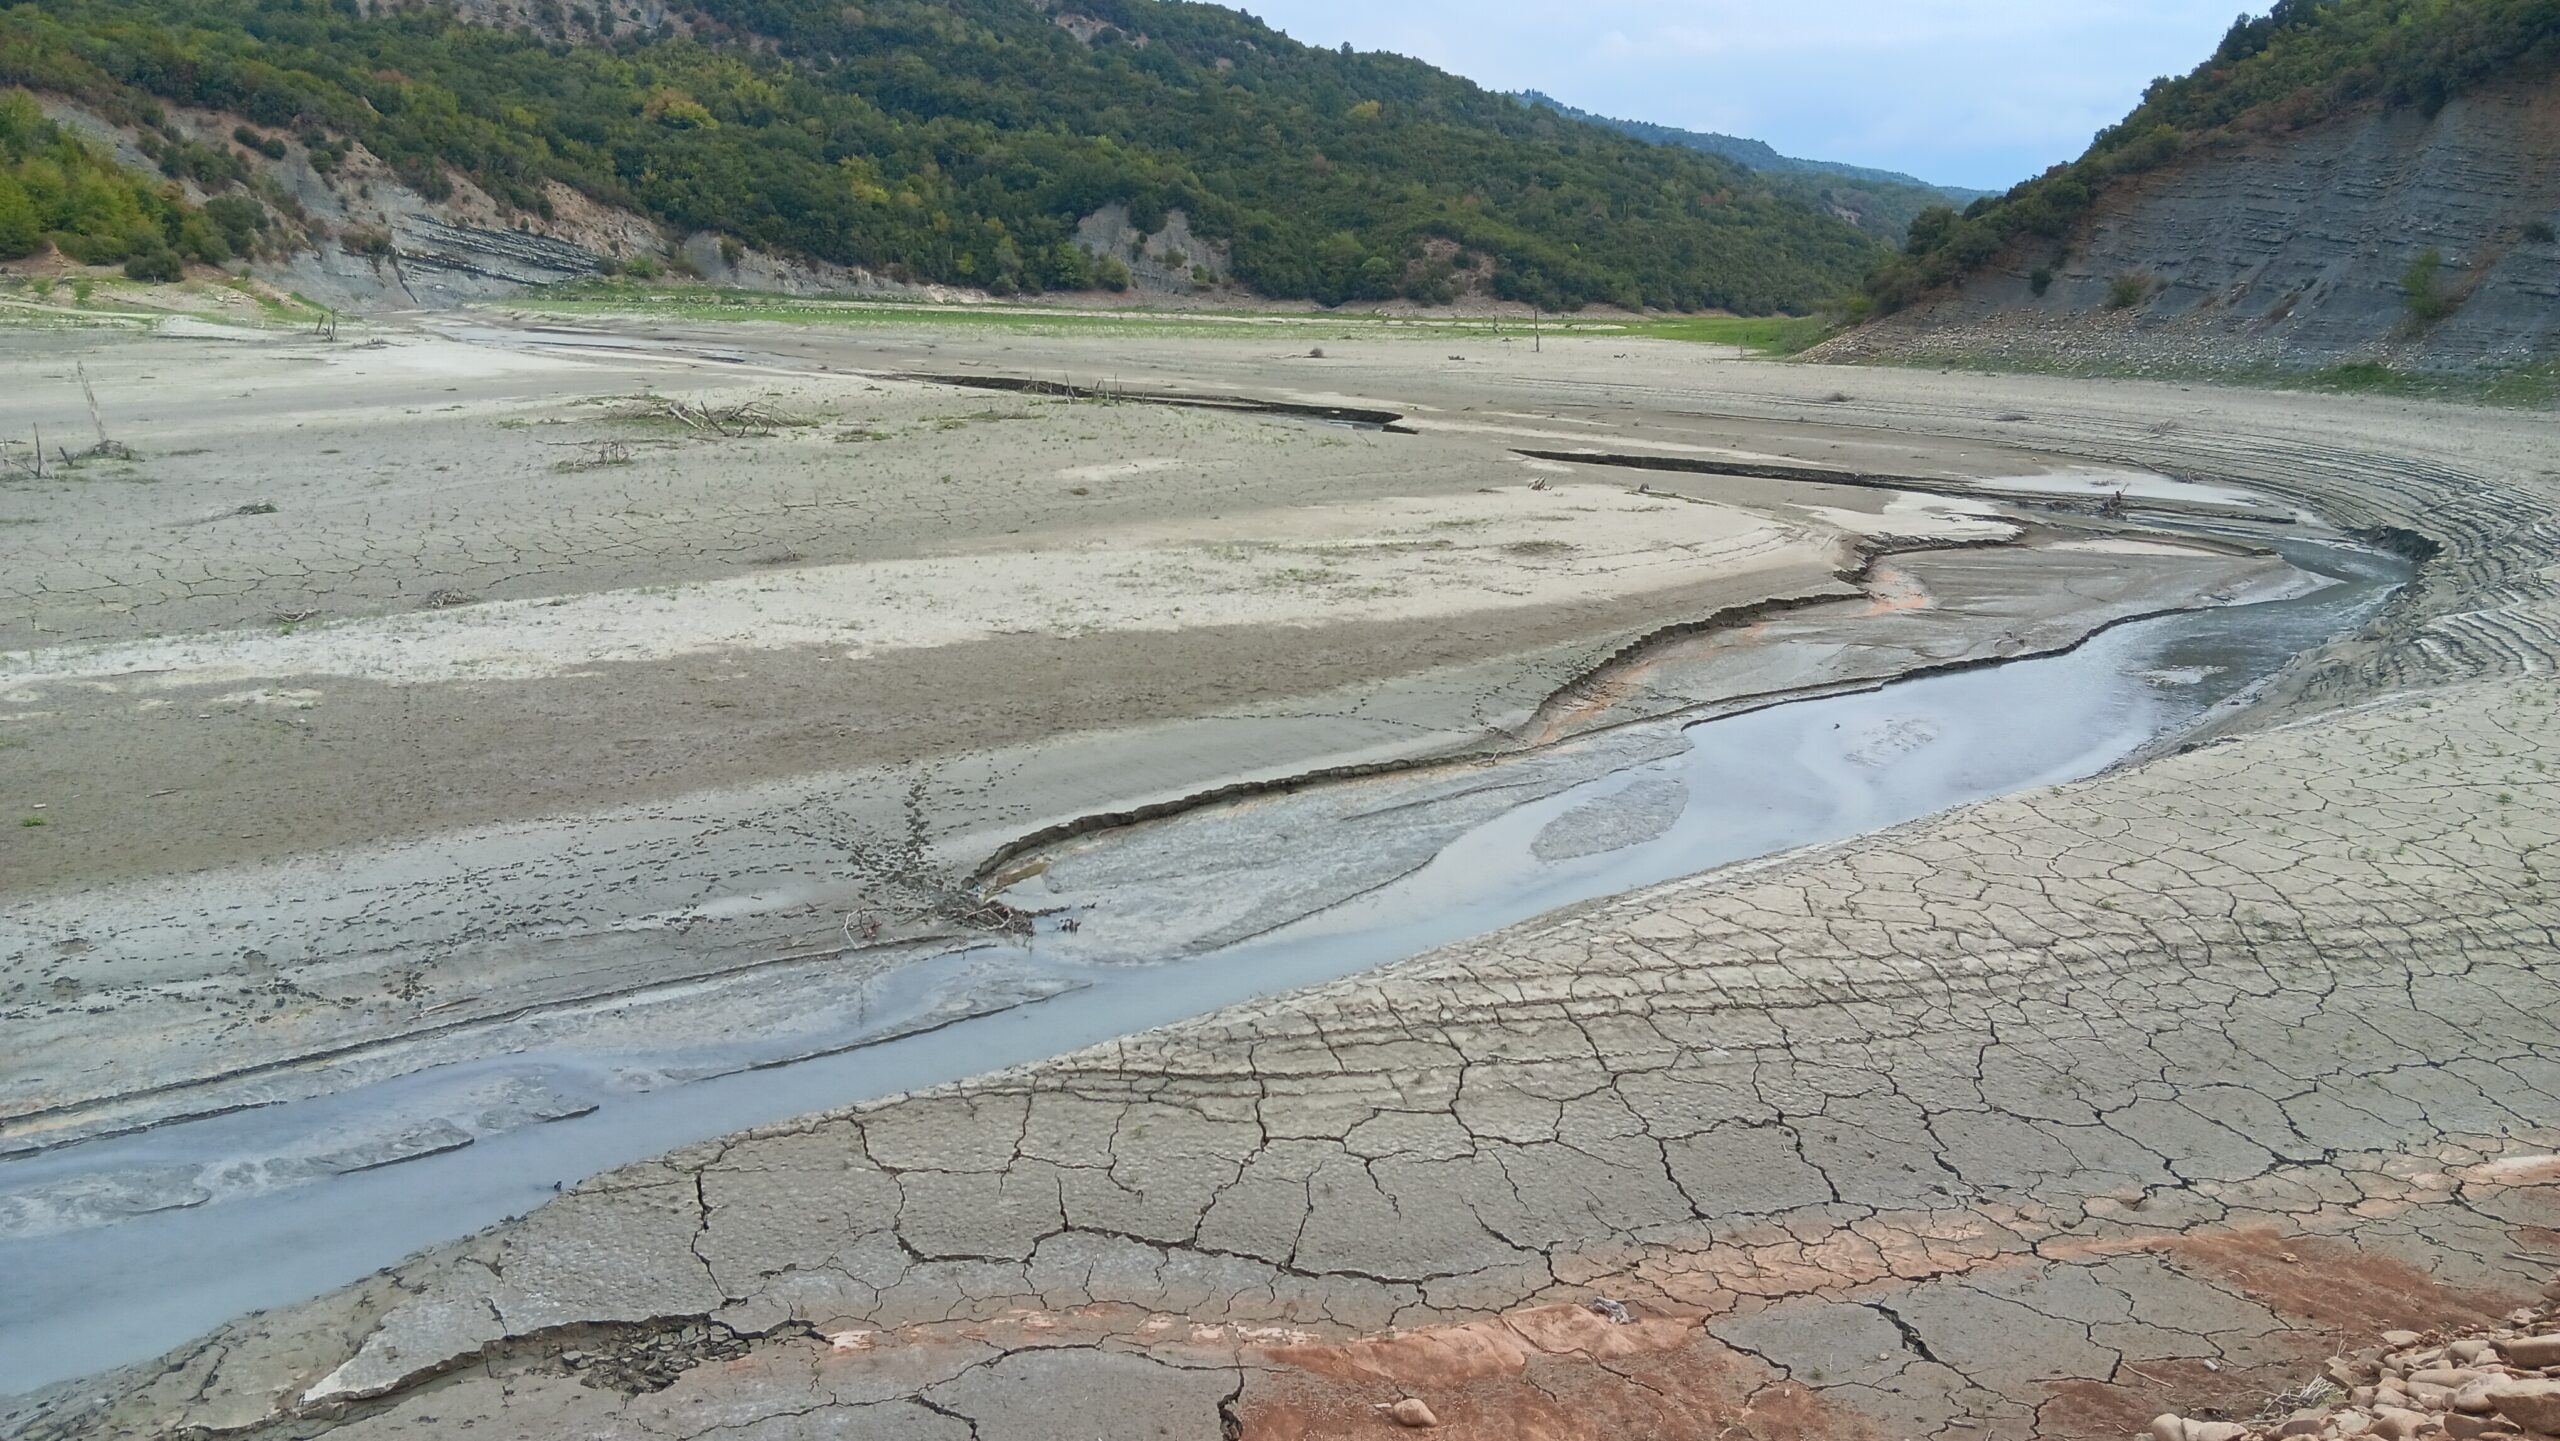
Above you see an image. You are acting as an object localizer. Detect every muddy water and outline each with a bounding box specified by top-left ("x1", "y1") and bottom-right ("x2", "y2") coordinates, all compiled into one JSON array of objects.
[{"x1": 0, "y1": 537, "x2": 2406, "y2": 1396}]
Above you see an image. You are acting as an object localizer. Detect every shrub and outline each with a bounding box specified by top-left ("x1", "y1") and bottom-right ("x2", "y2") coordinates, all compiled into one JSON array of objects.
[
  {"x1": 2029, "y1": 267, "x2": 2054, "y2": 297},
  {"x1": 2525, "y1": 221, "x2": 2557, "y2": 245},
  {"x1": 2105, "y1": 273, "x2": 2153, "y2": 310},
  {"x1": 342, "y1": 226, "x2": 394, "y2": 257},
  {"x1": 204, "y1": 194, "x2": 267, "y2": 254},
  {"x1": 124, "y1": 246, "x2": 184, "y2": 282},
  {"x1": 1094, "y1": 255, "x2": 1131, "y2": 292},
  {"x1": 2401, "y1": 248, "x2": 2456, "y2": 326},
  {"x1": 641, "y1": 89, "x2": 717, "y2": 129},
  {"x1": 232, "y1": 125, "x2": 287, "y2": 160}
]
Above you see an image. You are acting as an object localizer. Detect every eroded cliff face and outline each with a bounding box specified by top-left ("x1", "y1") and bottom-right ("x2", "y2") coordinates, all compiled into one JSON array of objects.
[{"x1": 1828, "y1": 75, "x2": 2560, "y2": 374}]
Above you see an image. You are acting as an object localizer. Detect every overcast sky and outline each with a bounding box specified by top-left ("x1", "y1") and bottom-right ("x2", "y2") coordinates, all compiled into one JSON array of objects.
[{"x1": 1242, "y1": 1, "x2": 2251, "y2": 192}]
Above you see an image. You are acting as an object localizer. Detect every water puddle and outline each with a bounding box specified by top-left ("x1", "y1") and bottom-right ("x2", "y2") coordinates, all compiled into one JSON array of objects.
[{"x1": 0, "y1": 535, "x2": 2407, "y2": 1395}]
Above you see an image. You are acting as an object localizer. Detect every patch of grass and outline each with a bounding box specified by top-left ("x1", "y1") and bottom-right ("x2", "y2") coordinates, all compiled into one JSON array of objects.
[
  {"x1": 1617, "y1": 314, "x2": 1836, "y2": 353},
  {"x1": 506, "y1": 284, "x2": 1827, "y2": 352},
  {"x1": 1503, "y1": 539, "x2": 1577, "y2": 558},
  {"x1": 1853, "y1": 350, "x2": 2557, "y2": 410},
  {"x1": 19, "y1": 816, "x2": 45, "y2": 827},
  {"x1": 1262, "y1": 565, "x2": 1349, "y2": 588},
  {"x1": 2307, "y1": 361, "x2": 2435, "y2": 396}
]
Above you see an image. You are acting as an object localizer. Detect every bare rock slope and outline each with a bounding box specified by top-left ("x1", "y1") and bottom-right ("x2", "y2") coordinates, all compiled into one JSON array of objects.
[{"x1": 1827, "y1": 76, "x2": 2560, "y2": 374}]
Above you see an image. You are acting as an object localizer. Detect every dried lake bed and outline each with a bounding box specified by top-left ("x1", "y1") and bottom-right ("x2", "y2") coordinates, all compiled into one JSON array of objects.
[{"x1": 2, "y1": 312, "x2": 2554, "y2": 1440}]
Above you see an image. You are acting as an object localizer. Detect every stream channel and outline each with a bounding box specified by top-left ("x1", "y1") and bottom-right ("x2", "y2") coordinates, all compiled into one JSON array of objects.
[{"x1": 0, "y1": 532, "x2": 2409, "y2": 1397}]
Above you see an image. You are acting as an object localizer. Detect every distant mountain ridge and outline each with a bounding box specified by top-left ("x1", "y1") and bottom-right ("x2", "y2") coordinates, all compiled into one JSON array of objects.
[
  {"x1": 1518, "y1": 92, "x2": 1985, "y2": 198},
  {"x1": 1515, "y1": 92, "x2": 1988, "y2": 243}
]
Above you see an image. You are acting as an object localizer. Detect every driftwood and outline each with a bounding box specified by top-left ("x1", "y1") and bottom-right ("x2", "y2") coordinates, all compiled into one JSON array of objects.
[
  {"x1": 618, "y1": 395, "x2": 792, "y2": 437},
  {"x1": 800, "y1": 774, "x2": 1038, "y2": 944}
]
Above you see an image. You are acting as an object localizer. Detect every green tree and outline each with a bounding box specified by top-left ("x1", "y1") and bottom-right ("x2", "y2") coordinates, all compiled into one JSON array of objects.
[{"x1": 0, "y1": 174, "x2": 39, "y2": 259}]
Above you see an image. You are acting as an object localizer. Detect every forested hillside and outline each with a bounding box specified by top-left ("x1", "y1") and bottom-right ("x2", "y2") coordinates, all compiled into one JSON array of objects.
[
  {"x1": 0, "y1": 0, "x2": 1886, "y2": 311},
  {"x1": 1868, "y1": 0, "x2": 2560, "y2": 311},
  {"x1": 1516, "y1": 91, "x2": 1987, "y2": 243}
]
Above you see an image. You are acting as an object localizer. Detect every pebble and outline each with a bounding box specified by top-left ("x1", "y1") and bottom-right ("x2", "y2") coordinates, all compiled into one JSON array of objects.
[
  {"x1": 2406, "y1": 1382, "x2": 2456, "y2": 1410},
  {"x1": 1387, "y1": 1398, "x2": 1440, "y2": 1429}
]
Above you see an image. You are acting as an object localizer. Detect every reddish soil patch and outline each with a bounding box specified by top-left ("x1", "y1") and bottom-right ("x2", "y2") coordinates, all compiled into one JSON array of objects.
[
  {"x1": 2039, "y1": 1356, "x2": 2322, "y2": 1440},
  {"x1": 2039, "y1": 1226, "x2": 2534, "y2": 1439},
  {"x1": 1240, "y1": 1306, "x2": 1882, "y2": 1441},
  {"x1": 2158, "y1": 1226, "x2": 2522, "y2": 1337}
]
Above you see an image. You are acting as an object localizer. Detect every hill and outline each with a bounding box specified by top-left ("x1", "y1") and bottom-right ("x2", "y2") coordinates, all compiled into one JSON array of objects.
[
  {"x1": 0, "y1": 0, "x2": 1886, "y2": 313},
  {"x1": 1517, "y1": 90, "x2": 1989, "y2": 242},
  {"x1": 1839, "y1": 0, "x2": 2560, "y2": 374}
]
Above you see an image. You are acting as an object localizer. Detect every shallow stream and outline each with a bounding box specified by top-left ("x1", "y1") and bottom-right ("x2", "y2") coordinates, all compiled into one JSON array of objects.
[{"x1": 0, "y1": 534, "x2": 2408, "y2": 1396}]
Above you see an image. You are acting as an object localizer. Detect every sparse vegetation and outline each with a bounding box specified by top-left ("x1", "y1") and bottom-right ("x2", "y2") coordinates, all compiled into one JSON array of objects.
[
  {"x1": 2400, "y1": 247, "x2": 2459, "y2": 327},
  {"x1": 2106, "y1": 273, "x2": 2155, "y2": 310}
]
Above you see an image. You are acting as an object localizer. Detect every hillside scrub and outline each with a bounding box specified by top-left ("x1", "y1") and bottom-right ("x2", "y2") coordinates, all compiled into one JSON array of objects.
[
  {"x1": 1866, "y1": 0, "x2": 2560, "y2": 311},
  {"x1": 0, "y1": 87, "x2": 239, "y2": 270},
  {"x1": 0, "y1": 0, "x2": 1883, "y2": 312}
]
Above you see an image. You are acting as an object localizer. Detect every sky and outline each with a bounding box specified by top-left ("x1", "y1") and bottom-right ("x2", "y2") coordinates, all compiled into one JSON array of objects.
[{"x1": 1239, "y1": 1, "x2": 2253, "y2": 192}]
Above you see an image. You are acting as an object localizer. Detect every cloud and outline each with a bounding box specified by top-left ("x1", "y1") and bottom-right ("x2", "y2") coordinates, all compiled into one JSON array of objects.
[{"x1": 1242, "y1": 0, "x2": 2247, "y2": 190}]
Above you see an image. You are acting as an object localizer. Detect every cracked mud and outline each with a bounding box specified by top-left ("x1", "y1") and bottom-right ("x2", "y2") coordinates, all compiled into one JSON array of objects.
[{"x1": 2, "y1": 320, "x2": 2555, "y2": 1439}]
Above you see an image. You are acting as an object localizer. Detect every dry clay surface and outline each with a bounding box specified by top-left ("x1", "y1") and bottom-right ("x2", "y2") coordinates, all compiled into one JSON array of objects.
[
  {"x1": 24, "y1": 651, "x2": 2560, "y2": 1441},
  {"x1": 4, "y1": 325, "x2": 2557, "y2": 1439},
  {"x1": 0, "y1": 319, "x2": 2274, "y2": 1161}
]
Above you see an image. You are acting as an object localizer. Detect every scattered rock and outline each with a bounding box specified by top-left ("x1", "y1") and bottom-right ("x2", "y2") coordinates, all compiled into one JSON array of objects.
[
  {"x1": 2370, "y1": 1405, "x2": 2432, "y2": 1440},
  {"x1": 2498, "y1": 1336, "x2": 2560, "y2": 1369},
  {"x1": 2152, "y1": 1417, "x2": 2249, "y2": 1441},
  {"x1": 2456, "y1": 1381, "x2": 2507, "y2": 1414},
  {"x1": 1385, "y1": 1397, "x2": 1439, "y2": 1428},
  {"x1": 2486, "y1": 1379, "x2": 2560, "y2": 1435}
]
